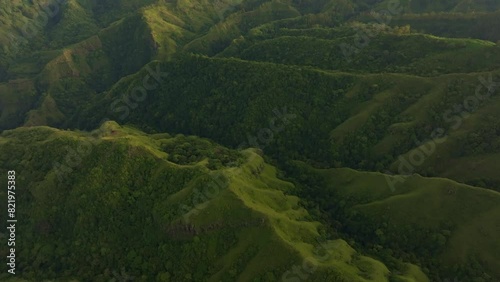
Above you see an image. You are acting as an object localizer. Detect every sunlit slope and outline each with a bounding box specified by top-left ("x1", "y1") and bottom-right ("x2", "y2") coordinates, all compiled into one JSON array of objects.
[
  {"x1": 1, "y1": 0, "x2": 304, "y2": 130},
  {"x1": 4, "y1": 2, "x2": 195, "y2": 128},
  {"x1": 4, "y1": 0, "x2": 500, "y2": 140},
  {"x1": 219, "y1": 24, "x2": 500, "y2": 76},
  {"x1": 388, "y1": 11, "x2": 500, "y2": 42},
  {"x1": 288, "y1": 161, "x2": 500, "y2": 280},
  {"x1": 0, "y1": 122, "x2": 423, "y2": 281}
]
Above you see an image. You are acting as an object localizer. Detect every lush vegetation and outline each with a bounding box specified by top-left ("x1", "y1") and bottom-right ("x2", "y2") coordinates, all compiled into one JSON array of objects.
[
  {"x1": 1, "y1": 0, "x2": 500, "y2": 280},
  {"x1": 0, "y1": 122, "x2": 426, "y2": 281},
  {"x1": 284, "y1": 161, "x2": 500, "y2": 281}
]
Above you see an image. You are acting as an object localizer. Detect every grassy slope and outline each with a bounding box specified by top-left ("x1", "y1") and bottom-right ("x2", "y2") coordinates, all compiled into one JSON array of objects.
[
  {"x1": 0, "y1": 122, "x2": 423, "y2": 281},
  {"x1": 5, "y1": 0, "x2": 499, "y2": 136},
  {"x1": 287, "y1": 161, "x2": 500, "y2": 280},
  {"x1": 388, "y1": 11, "x2": 500, "y2": 42},
  {"x1": 219, "y1": 24, "x2": 500, "y2": 76},
  {"x1": 1, "y1": 0, "x2": 301, "y2": 130}
]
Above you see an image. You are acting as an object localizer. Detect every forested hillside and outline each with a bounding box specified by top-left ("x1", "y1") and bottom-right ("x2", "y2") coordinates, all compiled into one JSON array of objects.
[
  {"x1": 0, "y1": 122, "x2": 429, "y2": 281},
  {"x1": 1, "y1": 0, "x2": 500, "y2": 281}
]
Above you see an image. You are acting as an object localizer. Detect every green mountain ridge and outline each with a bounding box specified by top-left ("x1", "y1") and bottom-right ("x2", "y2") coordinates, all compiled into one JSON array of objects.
[
  {"x1": 1, "y1": 0, "x2": 500, "y2": 280},
  {"x1": 68, "y1": 56, "x2": 500, "y2": 192},
  {"x1": 0, "y1": 122, "x2": 427, "y2": 281}
]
